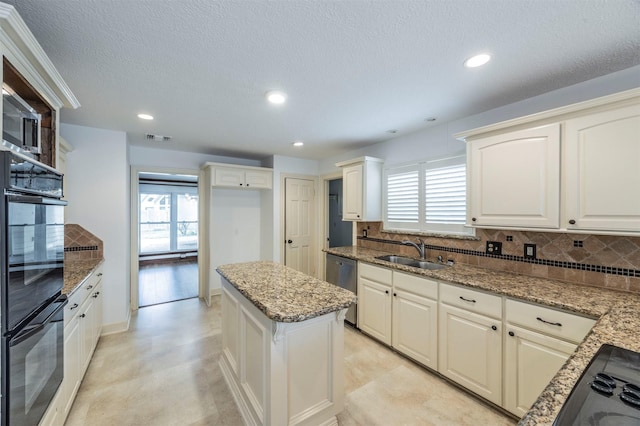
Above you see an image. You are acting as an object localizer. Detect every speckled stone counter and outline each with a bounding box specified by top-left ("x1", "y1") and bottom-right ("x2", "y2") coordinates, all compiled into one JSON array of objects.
[
  {"x1": 217, "y1": 261, "x2": 356, "y2": 322},
  {"x1": 63, "y1": 258, "x2": 104, "y2": 295},
  {"x1": 324, "y1": 246, "x2": 640, "y2": 425}
]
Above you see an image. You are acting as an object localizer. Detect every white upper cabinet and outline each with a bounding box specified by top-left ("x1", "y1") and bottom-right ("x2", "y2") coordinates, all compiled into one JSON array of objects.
[
  {"x1": 336, "y1": 156, "x2": 383, "y2": 221},
  {"x1": 564, "y1": 104, "x2": 640, "y2": 233},
  {"x1": 468, "y1": 124, "x2": 560, "y2": 229},
  {"x1": 459, "y1": 88, "x2": 640, "y2": 235},
  {"x1": 206, "y1": 163, "x2": 273, "y2": 189}
]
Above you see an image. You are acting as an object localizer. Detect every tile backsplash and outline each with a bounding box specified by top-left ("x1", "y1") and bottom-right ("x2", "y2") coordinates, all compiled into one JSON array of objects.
[
  {"x1": 356, "y1": 222, "x2": 640, "y2": 294},
  {"x1": 64, "y1": 224, "x2": 104, "y2": 260}
]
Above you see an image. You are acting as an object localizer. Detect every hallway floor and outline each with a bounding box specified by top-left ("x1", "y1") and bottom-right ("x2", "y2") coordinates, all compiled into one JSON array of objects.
[
  {"x1": 138, "y1": 259, "x2": 198, "y2": 307},
  {"x1": 66, "y1": 298, "x2": 516, "y2": 426}
]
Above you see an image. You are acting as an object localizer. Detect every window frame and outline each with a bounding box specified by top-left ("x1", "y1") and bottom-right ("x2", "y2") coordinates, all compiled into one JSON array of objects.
[{"x1": 383, "y1": 154, "x2": 473, "y2": 236}]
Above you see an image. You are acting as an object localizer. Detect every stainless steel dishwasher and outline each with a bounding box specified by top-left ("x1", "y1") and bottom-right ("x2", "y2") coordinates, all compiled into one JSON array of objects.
[{"x1": 325, "y1": 254, "x2": 357, "y2": 326}]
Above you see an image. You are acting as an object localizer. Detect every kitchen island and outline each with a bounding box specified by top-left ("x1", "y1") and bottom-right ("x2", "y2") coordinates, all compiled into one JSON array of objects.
[{"x1": 216, "y1": 261, "x2": 356, "y2": 426}]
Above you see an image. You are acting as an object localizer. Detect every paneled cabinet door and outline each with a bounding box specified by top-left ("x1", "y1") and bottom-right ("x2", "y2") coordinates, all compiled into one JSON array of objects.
[
  {"x1": 438, "y1": 303, "x2": 502, "y2": 405},
  {"x1": 61, "y1": 318, "x2": 81, "y2": 419},
  {"x1": 357, "y1": 277, "x2": 392, "y2": 345},
  {"x1": 213, "y1": 167, "x2": 245, "y2": 187},
  {"x1": 468, "y1": 123, "x2": 560, "y2": 228},
  {"x1": 564, "y1": 103, "x2": 640, "y2": 233},
  {"x1": 343, "y1": 164, "x2": 364, "y2": 220},
  {"x1": 504, "y1": 324, "x2": 576, "y2": 417},
  {"x1": 392, "y1": 289, "x2": 438, "y2": 370},
  {"x1": 79, "y1": 297, "x2": 96, "y2": 376},
  {"x1": 244, "y1": 170, "x2": 272, "y2": 189}
]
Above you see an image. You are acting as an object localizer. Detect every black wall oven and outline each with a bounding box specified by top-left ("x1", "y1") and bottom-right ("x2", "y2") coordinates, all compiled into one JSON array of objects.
[{"x1": 1, "y1": 150, "x2": 67, "y2": 425}]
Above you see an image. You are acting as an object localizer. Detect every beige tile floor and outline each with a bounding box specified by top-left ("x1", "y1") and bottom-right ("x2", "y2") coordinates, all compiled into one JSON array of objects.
[{"x1": 66, "y1": 297, "x2": 516, "y2": 426}]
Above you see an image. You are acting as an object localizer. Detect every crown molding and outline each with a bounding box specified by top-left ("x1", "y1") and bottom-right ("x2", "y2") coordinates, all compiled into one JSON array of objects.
[{"x1": 0, "y1": 3, "x2": 80, "y2": 109}]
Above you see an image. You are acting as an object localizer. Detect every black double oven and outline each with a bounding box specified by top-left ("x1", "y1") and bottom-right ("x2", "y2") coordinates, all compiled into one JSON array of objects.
[{"x1": 0, "y1": 150, "x2": 67, "y2": 425}]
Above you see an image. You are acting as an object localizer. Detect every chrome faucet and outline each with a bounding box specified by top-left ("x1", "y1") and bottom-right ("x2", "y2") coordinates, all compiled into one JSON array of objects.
[{"x1": 402, "y1": 238, "x2": 426, "y2": 260}]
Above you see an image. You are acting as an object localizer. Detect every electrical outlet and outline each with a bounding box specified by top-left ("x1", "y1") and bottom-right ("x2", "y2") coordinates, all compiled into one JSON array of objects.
[
  {"x1": 486, "y1": 241, "x2": 502, "y2": 255},
  {"x1": 524, "y1": 243, "x2": 536, "y2": 259}
]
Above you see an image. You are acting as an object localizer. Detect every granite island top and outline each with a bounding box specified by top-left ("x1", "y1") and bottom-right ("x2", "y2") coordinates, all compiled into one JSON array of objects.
[
  {"x1": 324, "y1": 246, "x2": 640, "y2": 425},
  {"x1": 217, "y1": 261, "x2": 356, "y2": 323},
  {"x1": 63, "y1": 258, "x2": 104, "y2": 295}
]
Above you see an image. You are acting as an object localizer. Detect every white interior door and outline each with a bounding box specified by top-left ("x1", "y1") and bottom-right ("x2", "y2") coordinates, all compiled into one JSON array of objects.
[{"x1": 285, "y1": 178, "x2": 316, "y2": 276}]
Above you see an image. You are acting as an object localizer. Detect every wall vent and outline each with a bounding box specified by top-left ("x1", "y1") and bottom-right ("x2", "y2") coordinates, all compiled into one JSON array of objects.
[{"x1": 145, "y1": 133, "x2": 172, "y2": 142}]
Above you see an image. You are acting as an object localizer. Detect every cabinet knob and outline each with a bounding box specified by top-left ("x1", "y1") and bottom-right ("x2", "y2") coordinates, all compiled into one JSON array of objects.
[
  {"x1": 246, "y1": 183, "x2": 250, "y2": 187},
  {"x1": 86, "y1": 285, "x2": 93, "y2": 290},
  {"x1": 472, "y1": 217, "x2": 477, "y2": 222},
  {"x1": 508, "y1": 331, "x2": 515, "y2": 337},
  {"x1": 80, "y1": 314, "x2": 86, "y2": 318},
  {"x1": 491, "y1": 325, "x2": 497, "y2": 331},
  {"x1": 569, "y1": 219, "x2": 576, "y2": 225},
  {"x1": 393, "y1": 292, "x2": 397, "y2": 297},
  {"x1": 357, "y1": 215, "x2": 360, "y2": 218},
  {"x1": 97, "y1": 273, "x2": 103, "y2": 277},
  {"x1": 287, "y1": 239, "x2": 293, "y2": 244},
  {"x1": 385, "y1": 290, "x2": 389, "y2": 294},
  {"x1": 239, "y1": 183, "x2": 243, "y2": 186}
]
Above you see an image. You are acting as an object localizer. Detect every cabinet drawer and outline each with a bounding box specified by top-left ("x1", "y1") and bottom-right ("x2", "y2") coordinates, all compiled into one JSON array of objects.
[
  {"x1": 64, "y1": 264, "x2": 104, "y2": 325},
  {"x1": 359, "y1": 262, "x2": 392, "y2": 285},
  {"x1": 440, "y1": 283, "x2": 502, "y2": 319},
  {"x1": 393, "y1": 271, "x2": 437, "y2": 300},
  {"x1": 506, "y1": 299, "x2": 595, "y2": 344}
]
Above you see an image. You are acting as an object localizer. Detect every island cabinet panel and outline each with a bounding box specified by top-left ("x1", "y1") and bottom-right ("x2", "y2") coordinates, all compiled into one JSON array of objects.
[{"x1": 219, "y1": 277, "x2": 346, "y2": 426}]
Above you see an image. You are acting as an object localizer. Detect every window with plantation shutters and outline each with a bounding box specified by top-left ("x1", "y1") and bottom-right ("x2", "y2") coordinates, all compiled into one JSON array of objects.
[
  {"x1": 384, "y1": 155, "x2": 471, "y2": 235},
  {"x1": 385, "y1": 166, "x2": 420, "y2": 230}
]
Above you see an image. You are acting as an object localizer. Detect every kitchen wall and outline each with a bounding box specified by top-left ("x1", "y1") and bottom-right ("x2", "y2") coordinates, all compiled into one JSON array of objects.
[
  {"x1": 357, "y1": 222, "x2": 640, "y2": 294},
  {"x1": 318, "y1": 65, "x2": 640, "y2": 174},
  {"x1": 61, "y1": 124, "x2": 130, "y2": 333}
]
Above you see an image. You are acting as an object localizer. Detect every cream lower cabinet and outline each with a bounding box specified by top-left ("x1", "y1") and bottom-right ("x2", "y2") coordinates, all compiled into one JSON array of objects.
[
  {"x1": 358, "y1": 263, "x2": 438, "y2": 369},
  {"x1": 391, "y1": 271, "x2": 438, "y2": 370},
  {"x1": 53, "y1": 266, "x2": 104, "y2": 425},
  {"x1": 357, "y1": 263, "x2": 392, "y2": 345},
  {"x1": 504, "y1": 298, "x2": 595, "y2": 417},
  {"x1": 438, "y1": 283, "x2": 503, "y2": 406}
]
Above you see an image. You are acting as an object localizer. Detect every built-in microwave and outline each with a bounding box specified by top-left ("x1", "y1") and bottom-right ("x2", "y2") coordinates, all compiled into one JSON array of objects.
[{"x1": 2, "y1": 83, "x2": 41, "y2": 154}]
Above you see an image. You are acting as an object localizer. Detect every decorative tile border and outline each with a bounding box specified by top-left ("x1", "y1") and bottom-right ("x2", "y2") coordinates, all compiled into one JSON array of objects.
[
  {"x1": 357, "y1": 236, "x2": 640, "y2": 278},
  {"x1": 64, "y1": 245, "x2": 99, "y2": 252}
]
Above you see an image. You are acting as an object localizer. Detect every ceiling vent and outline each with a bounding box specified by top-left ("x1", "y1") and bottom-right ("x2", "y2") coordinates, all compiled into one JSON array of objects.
[{"x1": 145, "y1": 133, "x2": 172, "y2": 142}]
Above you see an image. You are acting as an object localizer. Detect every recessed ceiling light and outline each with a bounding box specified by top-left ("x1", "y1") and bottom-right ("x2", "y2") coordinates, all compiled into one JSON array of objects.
[
  {"x1": 137, "y1": 113, "x2": 154, "y2": 120},
  {"x1": 292, "y1": 141, "x2": 304, "y2": 147},
  {"x1": 424, "y1": 117, "x2": 437, "y2": 122},
  {"x1": 464, "y1": 54, "x2": 491, "y2": 68},
  {"x1": 266, "y1": 91, "x2": 287, "y2": 104}
]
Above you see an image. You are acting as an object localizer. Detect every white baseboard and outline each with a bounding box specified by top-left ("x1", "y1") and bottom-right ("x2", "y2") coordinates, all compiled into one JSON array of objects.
[
  {"x1": 210, "y1": 288, "x2": 221, "y2": 296},
  {"x1": 100, "y1": 310, "x2": 131, "y2": 336},
  {"x1": 219, "y1": 356, "x2": 257, "y2": 426}
]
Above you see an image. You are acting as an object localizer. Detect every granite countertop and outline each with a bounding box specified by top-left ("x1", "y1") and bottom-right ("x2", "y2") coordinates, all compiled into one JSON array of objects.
[
  {"x1": 217, "y1": 261, "x2": 356, "y2": 323},
  {"x1": 324, "y1": 246, "x2": 640, "y2": 425},
  {"x1": 63, "y1": 258, "x2": 104, "y2": 295}
]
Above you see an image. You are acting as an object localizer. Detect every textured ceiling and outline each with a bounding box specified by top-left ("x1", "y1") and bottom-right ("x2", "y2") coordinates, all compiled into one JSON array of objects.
[{"x1": 9, "y1": 0, "x2": 640, "y2": 160}]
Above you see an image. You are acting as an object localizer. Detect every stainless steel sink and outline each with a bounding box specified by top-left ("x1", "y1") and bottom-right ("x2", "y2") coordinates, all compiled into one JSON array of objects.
[{"x1": 375, "y1": 255, "x2": 447, "y2": 270}]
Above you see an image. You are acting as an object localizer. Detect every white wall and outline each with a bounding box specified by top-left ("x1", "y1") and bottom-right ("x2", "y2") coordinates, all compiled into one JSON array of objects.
[
  {"x1": 129, "y1": 145, "x2": 262, "y2": 169},
  {"x1": 61, "y1": 123, "x2": 130, "y2": 333},
  {"x1": 209, "y1": 189, "x2": 263, "y2": 291},
  {"x1": 318, "y1": 65, "x2": 640, "y2": 173}
]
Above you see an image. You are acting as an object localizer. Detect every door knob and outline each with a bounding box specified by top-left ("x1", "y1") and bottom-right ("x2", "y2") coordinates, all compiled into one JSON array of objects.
[{"x1": 287, "y1": 240, "x2": 293, "y2": 244}]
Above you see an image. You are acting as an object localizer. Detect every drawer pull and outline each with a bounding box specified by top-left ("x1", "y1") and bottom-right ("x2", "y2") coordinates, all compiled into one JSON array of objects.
[
  {"x1": 536, "y1": 317, "x2": 562, "y2": 327},
  {"x1": 86, "y1": 285, "x2": 93, "y2": 290},
  {"x1": 97, "y1": 273, "x2": 103, "y2": 277},
  {"x1": 459, "y1": 296, "x2": 476, "y2": 303},
  {"x1": 69, "y1": 303, "x2": 79, "y2": 310}
]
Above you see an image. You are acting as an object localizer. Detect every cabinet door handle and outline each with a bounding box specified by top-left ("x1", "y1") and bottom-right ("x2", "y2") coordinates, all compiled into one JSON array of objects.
[
  {"x1": 80, "y1": 314, "x2": 86, "y2": 318},
  {"x1": 246, "y1": 183, "x2": 250, "y2": 187},
  {"x1": 69, "y1": 303, "x2": 79, "y2": 310},
  {"x1": 86, "y1": 285, "x2": 93, "y2": 290},
  {"x1": 568, "y1": 219, "x2": 576, "y2": 225},
  {"x1": 508, "y1": 331, "x2": 515, "y2": 337},
  {"x1": 287, "y1": 240, "x2": 293, "y2": 244},
  {"x1": 459, "y1": 296, "x2": 476, "y2": 303},
  {"x1": 385, "y1": 290, "x2": 389, "y2": 294},
  {"x1": 536, "y1": 317, "x2": 562, "y2": 327},
  {"x1": 471, "y1": 217, "x2": 477, "y2": 222},
  {"x1": 393, "y1": 293, "x2": 397, "y2": 297},
  {"x1": 491, "y1": 325, "x2": 497, "y2": 331},
  {"x1": 97, "y1": 273, "x2": 103, "y2": 277}
]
